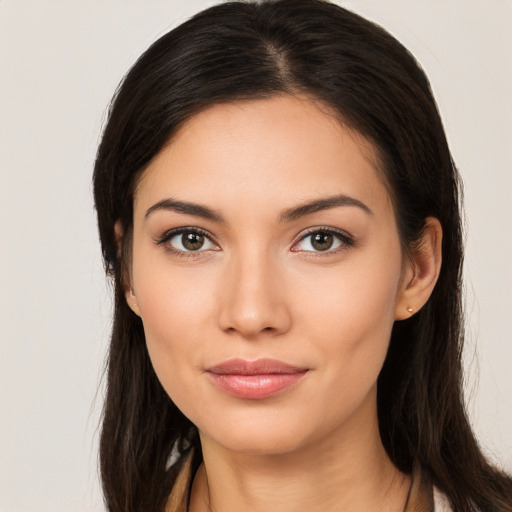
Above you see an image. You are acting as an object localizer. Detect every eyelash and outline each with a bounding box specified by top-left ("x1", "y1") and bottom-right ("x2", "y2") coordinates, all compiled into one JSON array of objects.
[
  {"x1": 292, "y1": 227, "x2": 355, "y2": 255},
  {"x1": 155, "y1": 226, "x2": 355, "y2": 257},
  {"x1": 155, "y1": 227, "x2": 219, "y2": 259}
]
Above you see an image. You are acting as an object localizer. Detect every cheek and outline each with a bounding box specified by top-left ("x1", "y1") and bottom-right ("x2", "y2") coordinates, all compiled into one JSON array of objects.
[
  {"x1": 293, "y1": 243, "x2": 403, "y2": 387},
  {"x1": 132, "y1": 254, "x2": 218, "y2": 397},
  {"x1": 296, "y1": 245, "x2": 402, "y2": 336}
]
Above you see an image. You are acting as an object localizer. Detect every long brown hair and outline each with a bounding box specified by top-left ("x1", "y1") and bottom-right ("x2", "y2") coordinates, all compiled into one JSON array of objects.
[{"x1": 93, "y1": 1, "x2": 512, "y2": 510}]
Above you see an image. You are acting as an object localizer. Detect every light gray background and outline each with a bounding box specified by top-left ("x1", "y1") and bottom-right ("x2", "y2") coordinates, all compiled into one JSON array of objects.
[{"x1": 0, "y1": 1, "x2": 511, "y2": 511}]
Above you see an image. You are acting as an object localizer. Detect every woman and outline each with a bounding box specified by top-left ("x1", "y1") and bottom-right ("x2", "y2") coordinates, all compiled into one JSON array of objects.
[{"x1": 93, "y1": 1, "x2": 512, "y2": 511}]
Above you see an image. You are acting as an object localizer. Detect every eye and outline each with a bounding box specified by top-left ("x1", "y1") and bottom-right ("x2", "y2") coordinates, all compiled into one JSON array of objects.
[
  {"x1": 157, "y1": 228, "x2": 219, "y2": 253},
  {"x1": 292, "y1": 229, "x2": 353, "y2": 253}
]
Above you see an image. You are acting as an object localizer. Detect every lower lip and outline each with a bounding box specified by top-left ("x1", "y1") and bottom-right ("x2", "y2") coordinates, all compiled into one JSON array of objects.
[{"x1": 207, "y1": 372, "x2": 307, "y2": 400}]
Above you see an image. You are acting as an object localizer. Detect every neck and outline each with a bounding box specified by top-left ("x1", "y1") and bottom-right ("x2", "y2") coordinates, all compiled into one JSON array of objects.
[{"x1": 189, "y1": 392, "x2": 411, "y2": 512}]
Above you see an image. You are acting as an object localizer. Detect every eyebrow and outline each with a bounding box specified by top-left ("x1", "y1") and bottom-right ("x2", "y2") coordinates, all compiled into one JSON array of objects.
[
  {"x1": 145, "y1": 199, "x2": 225, "y2": 223},
  {"x1": 144, "y1": 194, "x2": 373, "y2": 223},
  {"x1": 279, "y1": 194, "x2": 373, "y2": 222}
]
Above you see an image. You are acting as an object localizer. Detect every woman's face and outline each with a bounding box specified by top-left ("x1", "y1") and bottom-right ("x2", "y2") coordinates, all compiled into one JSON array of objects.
[{"x1": 129, "y1": 95, "x2": 410, "y2": 455}]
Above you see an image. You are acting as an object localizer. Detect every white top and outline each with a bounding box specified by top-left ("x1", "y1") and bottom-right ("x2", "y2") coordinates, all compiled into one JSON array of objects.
[{"x1": 433, "y1": 487, "x2": 453, "y2": 511}]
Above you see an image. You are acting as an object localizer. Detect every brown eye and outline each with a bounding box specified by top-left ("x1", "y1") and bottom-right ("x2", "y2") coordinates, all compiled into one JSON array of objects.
[
  {"x1": 293, "y1": 229, "x2": 352, "y2": 253},
  {"x1": 163, "y1": 229, "x2": 218, "y2": 253},
  {"x1": 182, "y1": 232, "x2": 205, "y2": 251},
  {"x1": 311, "y1": 232, "x2": 334, "y2": 251}
]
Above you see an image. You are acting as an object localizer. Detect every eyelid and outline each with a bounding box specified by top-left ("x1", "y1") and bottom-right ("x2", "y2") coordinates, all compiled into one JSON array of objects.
[
  {"x1": 155, "y1": 226, "x2": 220, "y2": 254},
  {"x1": 291, "y1": 226, "x2": 355, "y2": 253},
  {"x1": 154, "y1": 225, "x2": 354, "y2": 256}
]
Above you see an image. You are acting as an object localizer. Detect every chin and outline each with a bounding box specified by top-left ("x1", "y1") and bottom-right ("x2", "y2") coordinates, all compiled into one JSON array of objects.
[
  {"x1": 194, "y1": 404, "x2": 339, "y2": 457},
  {"x1": 203, "y1": 426, "x2": 310, "y2": 456}
]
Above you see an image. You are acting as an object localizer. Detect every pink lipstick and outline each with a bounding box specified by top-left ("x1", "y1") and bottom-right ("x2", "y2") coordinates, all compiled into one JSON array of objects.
[{"x1": 206, "y1": 358, "x2": 308, "y2": 399}]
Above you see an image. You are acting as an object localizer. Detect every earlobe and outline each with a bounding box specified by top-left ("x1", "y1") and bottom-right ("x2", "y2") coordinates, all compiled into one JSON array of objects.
[
  {"x1": 115, "y1": 221, "x2": 141, "y2": 317},
  {"x1": 126, "y1": 288, "x2": 141, "y2": 317},
  {"x1": 395, "y1": 217, "x2": 443, "y2": 320}
]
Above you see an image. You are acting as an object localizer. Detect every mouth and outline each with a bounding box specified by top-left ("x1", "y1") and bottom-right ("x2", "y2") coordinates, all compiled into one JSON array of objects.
[{"x1": 205, "y1": 358, "x2": 309, "y2": 400}]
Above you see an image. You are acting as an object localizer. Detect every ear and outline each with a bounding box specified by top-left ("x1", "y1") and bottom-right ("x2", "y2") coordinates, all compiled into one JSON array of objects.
[
  {"x1": 395, "y1": 217, "x2": 443, "y2": 320},
  {"x1": 115, "y1": 221, "x2": 141, "y2": 317}
]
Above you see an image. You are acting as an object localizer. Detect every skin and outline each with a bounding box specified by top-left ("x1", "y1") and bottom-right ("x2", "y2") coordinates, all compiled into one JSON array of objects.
[{"x1": 124, "y1": 95, "x2": 442, "y2": 512}]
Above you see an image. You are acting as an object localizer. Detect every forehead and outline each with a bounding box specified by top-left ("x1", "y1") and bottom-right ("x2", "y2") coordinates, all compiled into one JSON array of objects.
[{"x1": 134, "y1": 95, "x2": 392, "y2": 219}]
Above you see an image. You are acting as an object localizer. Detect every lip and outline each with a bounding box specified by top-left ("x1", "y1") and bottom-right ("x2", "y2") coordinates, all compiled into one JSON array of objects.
[{"x1": 205, "y1": 358, "x2": 309, "y2": 400}]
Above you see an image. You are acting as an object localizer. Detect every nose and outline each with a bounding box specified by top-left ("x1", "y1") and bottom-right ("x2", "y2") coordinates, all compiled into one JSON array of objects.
[{"x1": 217, "y1": 250, "x2": 292, "y2": 339}]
